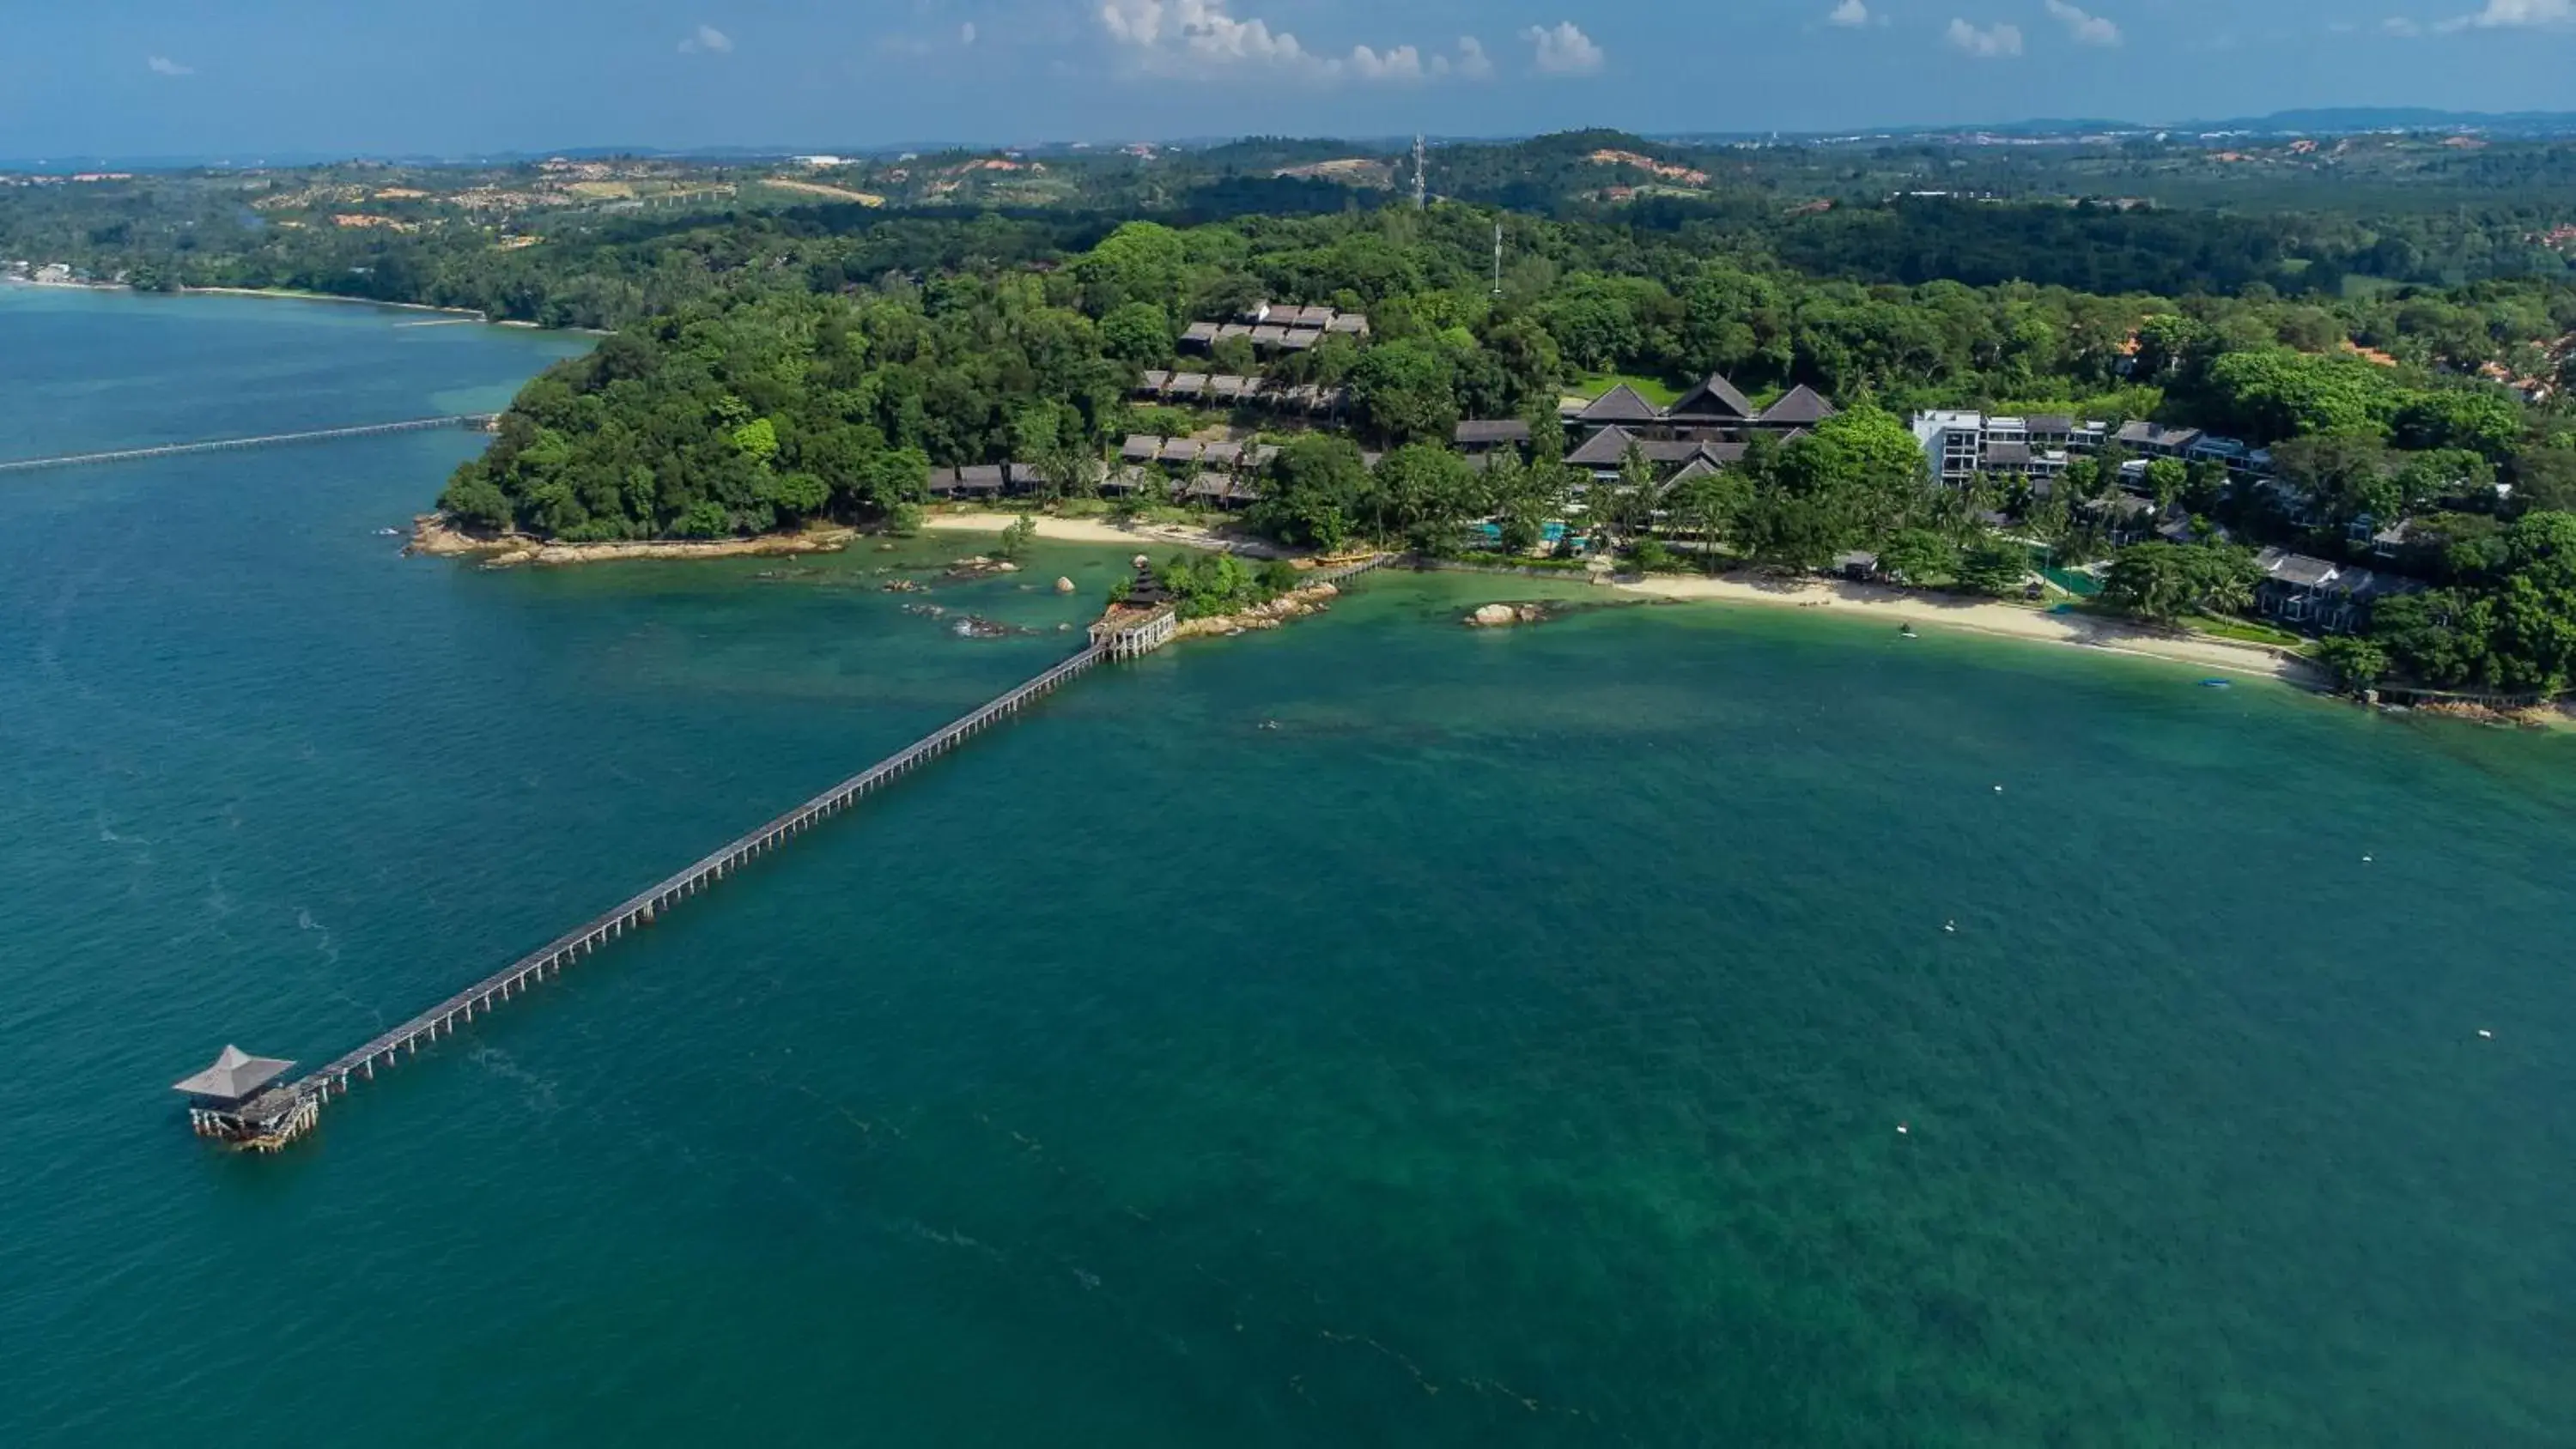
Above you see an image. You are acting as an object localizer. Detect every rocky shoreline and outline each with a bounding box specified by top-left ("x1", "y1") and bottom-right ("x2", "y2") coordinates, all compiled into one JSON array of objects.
[
  {"x1": 1174, "y1": 581, "x2": 1342, "y2": 640},
  {"x1": 406, "y1": 513, "x2": 857, "y2": 568}
]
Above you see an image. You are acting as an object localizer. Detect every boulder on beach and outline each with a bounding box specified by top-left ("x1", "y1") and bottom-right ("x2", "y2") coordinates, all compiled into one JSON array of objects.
[
  {"x1": 1054, "y1": 576, "x2": 1077, "y2": 594},
  {"x1": 1469, "y1": 603, "x2": 1520, "y2": 627}
]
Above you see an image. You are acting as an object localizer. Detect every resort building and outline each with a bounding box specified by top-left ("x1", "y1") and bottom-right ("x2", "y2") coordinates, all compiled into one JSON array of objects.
[
  {"x1": 174, "y1": 1045, "x2": 307, "y2": 1145},
  {"x1": 1129, "y1": 369, "x2": 1348, "y2": 419},
  {"x1": 1911, "y1": 410, "x2": 2269, "y2": 489},
  {"x1": 2251, "y1": 549, "x2": 2421, "y2": 634},
  {"x1": 1179, "y1": 302, "x2": 1371, "y2": 356},
  {"x1": 1562, "y1": 373, "x2": 1836, "y2": 444}
]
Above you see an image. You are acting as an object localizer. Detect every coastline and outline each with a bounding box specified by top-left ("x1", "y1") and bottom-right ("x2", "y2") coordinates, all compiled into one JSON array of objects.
[
  {"x1": 179, "y1": 286, "x2": 489, "y2": 320},
  {"x1": 918, "y1": 509, "x2": 1238, "y2": 554},
  {"x1": 407, "y1": 513, "x2": 855, "y2": 567},
  {"x1": 1607, "y1": 571, "x2": 2325, "y2": 684},
  {"x1": 5, "y1": 277, "x2": 608, "y2": 333}
]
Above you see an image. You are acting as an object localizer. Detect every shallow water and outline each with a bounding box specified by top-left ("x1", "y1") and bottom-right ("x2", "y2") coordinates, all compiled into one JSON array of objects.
[{"x1": 5, "y1": 286, "x2": 2574, "y2": 1447}]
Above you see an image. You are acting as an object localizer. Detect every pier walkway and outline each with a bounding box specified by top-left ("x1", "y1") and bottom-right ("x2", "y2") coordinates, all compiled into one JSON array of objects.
[
  {"x1": 187, "y1": 552, "x2": 1394, "y2": 1151},
  {"x1": 0, "y1": 415, "x2": 497, "y2": 476}
]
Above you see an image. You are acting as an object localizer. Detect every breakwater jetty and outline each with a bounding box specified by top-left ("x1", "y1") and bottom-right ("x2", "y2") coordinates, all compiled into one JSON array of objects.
[
  {"x1": 0, "y1": 415, "x2": 496, "y2": 476},
  {"x1": 175, "y1": 552, "x2": 1393, "y2": 1151}
]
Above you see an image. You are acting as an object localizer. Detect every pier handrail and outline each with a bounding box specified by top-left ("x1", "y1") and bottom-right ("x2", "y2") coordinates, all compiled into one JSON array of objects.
[
  {"x1": 0, "y1": 415, "x2": 496, "y2": 476},
  {"x1": 208, "y1": 549, "x2": 1401, "y2": 1147},
  {"x1": 289, "y1": 641, "x2": 1109, "y2": 1095}
]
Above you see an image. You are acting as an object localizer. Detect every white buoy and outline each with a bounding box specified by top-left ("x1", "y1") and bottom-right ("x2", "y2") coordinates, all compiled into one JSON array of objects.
[
  {"x1": 2363, "y1": 854, "x2": 2373, "y2": 864},
  {"x1": 2478, "y1": 1028, "x2": 2494, "y2": 1040},
  {"x1": 1943, "y1": 921, "x2": 1956, "y2": 933},
  {"x1": 1993, "y1": 785, "x2": 2004, "y2": 793},
  {"x1": 1897, "y1": 1123, "x2": 1911, "y2": 1135}
]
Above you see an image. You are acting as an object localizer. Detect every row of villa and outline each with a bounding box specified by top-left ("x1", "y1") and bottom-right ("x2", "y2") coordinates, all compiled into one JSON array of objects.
[
  {"x1": 1907, "y1": 409, "x2": 2433, "y2": 634},
  {"x1": 1133, "y1": 369, "x2": 1351, "y2": 416},
  {"x1": 1909, "y1": 410, "x2": 2276, "y2": 488},
  {"x1": 1181, "y1": 302, "x2": 1370, "y2": 355}
]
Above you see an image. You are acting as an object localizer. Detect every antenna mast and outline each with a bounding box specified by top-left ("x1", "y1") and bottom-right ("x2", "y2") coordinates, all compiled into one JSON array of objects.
[{"x1": 1413, "y1": 135, "x2": 1427, "y2": 210}]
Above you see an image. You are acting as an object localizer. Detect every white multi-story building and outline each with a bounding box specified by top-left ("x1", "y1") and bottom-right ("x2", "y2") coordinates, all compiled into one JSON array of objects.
[
  {"x1": 1910, "y1": 411, "x2": 2076, "y2": 487},
  {"x1": 1911, "y1": 411, "x2": 1989, "y2": 484},
  {"x1": 1911, "y1": 411, "x2": 2265, "y2": 490}
]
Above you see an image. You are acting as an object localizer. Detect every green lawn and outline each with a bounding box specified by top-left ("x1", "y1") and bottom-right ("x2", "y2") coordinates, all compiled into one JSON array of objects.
[
  {"x1": 1571, "y1": 372, "x2": 1682, "y2": 407},
  {"x1": 2183, "y1": 613, "x2": 2306, "y2": 648}
]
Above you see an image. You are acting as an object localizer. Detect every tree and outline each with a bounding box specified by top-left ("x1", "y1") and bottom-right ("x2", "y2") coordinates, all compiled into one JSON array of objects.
[
  {"x1": 2369, "y1": 590, "x2": 2490, "y2": 687},
  {"x1": 2101, "y1": 543, "x2": 2259, "y2": 622},
  {"x1": 1956, "y1": 541, "x2": 2030, "y2": 597},
  {"x1": 1349, "y1": 336, "x2": 1461, "y2": 443},
  {"x1": 2393, "y1": 388, "x2": 2523, "y2": 461},
  {"x1": 1876, "y1": 528, "x2": 1959, "y2": 585},
  {"x1": 2144, "y1": 458, "x2": 2188, "y2": 512},
  {"x1": 732, "y1": 416, "x2": 781, "y2": 464},
  {"x1": 997, "y1": 514, "x2": 1038, "y2": 561},
  {"x1": 2269, "y1": 433, "x2": 2394, "y2": 527},
  {"x1": 1374, "y1": 442, "x2": 1479, "y2": 545},
  {"x1": 1249, "y1": 434, "x2": 1370, "y2": 551},
  {"x1": 1100, "y1": 301, "x2": 1175, "y2": 367},
  {"x1": 439, "y1": 469, "x2": 515, "y2": 532},
  {"x1": 2314, "y1": 636, "x2": 2390, "y2": 694},
  {"x1": 760, "y1": 470, "x2": 830, "y2": 524}
]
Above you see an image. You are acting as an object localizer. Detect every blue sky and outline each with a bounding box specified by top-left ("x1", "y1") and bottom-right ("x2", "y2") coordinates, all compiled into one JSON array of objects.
[{"x1": 9, "y1": 1, "x2": 2576, "y2": 159}]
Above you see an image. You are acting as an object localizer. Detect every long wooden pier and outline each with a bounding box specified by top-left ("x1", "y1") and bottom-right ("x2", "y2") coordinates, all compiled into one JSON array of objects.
[
  {"x1": 0, "y1": 415, "x2": 497, "y2": 476},
  {"x1": 193, "y1": 615, "x2": 1172, "y2": 1149},
  {"x1": 185, "y1": 553, "x2": 1396, "y2": 1151}
]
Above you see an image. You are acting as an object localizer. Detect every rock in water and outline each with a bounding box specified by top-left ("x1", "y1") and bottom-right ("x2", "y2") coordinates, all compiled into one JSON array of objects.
[
  {"x1": 996, "y1": 561, "x2": 1019, "y2": 573},
  {"x1": 1054, "y1": 576, "x2": 1077, "y2": 594},
  {"x1": 1469, "y1": 603, "x2": 1519, "y2": 627}
]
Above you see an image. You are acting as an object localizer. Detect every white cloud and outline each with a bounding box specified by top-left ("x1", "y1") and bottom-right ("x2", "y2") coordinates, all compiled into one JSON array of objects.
[
  {"x1": 1945, "y1": 18, "x2": 2024, "y2": 56},
  {"x1": 1097, "y1": 3, "x2": 1489, "y2": 82},
  {"x1": 2383, "y1": 15, "x2": 2425, "y2": 33},
  {"x1": 678, "y1": 24, "x2": 733, "y2": 54},
  {"x1": 146, "y1": 55, "x2": 193, "y2": 76},
  {"x1": 1827, "y1": 0, "x2": 1871, "y2": 27},
  {"x1": 1522, "y1": 21, "x2": 1605, "y2": 75},
  {"x1": 961, "y1": 21, "x2": 979, "y2": 45},
  {"x1": 2442, "y1": 0, "x2": 2574, "y2": 27},
  {"x1": 2043, "y1": 0, "x2": 2122, "y2": 44}
]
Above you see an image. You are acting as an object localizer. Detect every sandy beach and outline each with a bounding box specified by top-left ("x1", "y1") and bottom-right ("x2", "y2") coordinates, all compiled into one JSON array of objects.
[
  {"x1": 917, "y1": 510, "x2": 1242, "y2": 554},
  {"x1": 1615, "y1": 571, "x2": 2322, "y2": 682},
  {"x1": 407, "y1": 513, "x2": 856, "y2": 567},
  {"x1": 179, "y1": 287, "x2": 489, "y2": 319}
]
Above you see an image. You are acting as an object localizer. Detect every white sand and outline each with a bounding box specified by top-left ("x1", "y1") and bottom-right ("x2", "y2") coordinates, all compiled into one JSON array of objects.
[
  {"x1": 1615, "y1": 573, "x2": 2321, "y2": 682},
  {"x1": 917, "y1": 511, "x2": 1238, "y2": 553}
]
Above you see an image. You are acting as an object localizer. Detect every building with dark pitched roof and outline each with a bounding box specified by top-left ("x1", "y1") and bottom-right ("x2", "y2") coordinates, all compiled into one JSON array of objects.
[
  {"x1": 1577, "y1": 384, "x2": 1663, "y2": 427},
  {"x1": 173, "y1": 1046, "x2": 294, "y2": 1105},
  {"x1": 1757, "y1": 384, "x2": 1838, "y2": 427},
  {"x1": 1668, "y1": 372, "x2": 1756, "y2": 423},
  {"x1": 1565, "y1": 423, "x2": 1641, "y2": 470},
  {"x1": 1455, "y1": 419, "x2": 1534, "y2": 452}
]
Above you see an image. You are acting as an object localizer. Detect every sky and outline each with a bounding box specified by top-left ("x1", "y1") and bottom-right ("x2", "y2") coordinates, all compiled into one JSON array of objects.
[{"x1": 9, "y1": 0, "x2": 2576, "y2": 160}]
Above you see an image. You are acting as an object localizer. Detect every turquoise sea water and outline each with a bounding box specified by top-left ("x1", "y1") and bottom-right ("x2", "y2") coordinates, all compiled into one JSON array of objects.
[{"x1": 5, "y1": 284, "x2": 2576, "y2": 1447}]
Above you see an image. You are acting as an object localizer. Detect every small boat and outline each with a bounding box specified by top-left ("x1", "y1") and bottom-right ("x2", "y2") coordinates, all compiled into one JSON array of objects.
[
  {"x1": 2199, "y1": 678, "x2": 2233, "y2": 688},
  {"x1": 1898, "y1": 624, "x2": 1917, "y2": 639}
]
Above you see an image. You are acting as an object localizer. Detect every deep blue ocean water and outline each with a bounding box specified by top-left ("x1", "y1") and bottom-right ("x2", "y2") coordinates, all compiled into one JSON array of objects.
[{"x1": 4, "y1": 284, "x2": 2574, "y2": 1446}]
